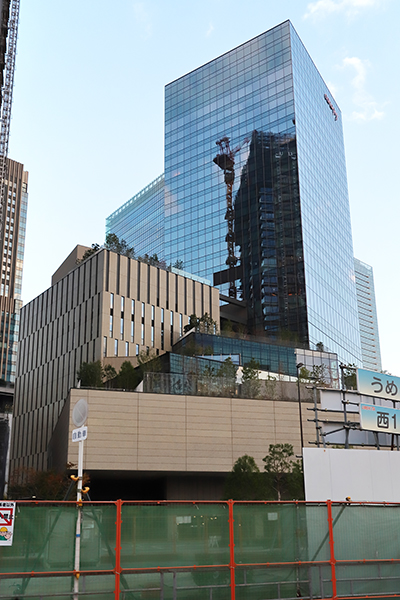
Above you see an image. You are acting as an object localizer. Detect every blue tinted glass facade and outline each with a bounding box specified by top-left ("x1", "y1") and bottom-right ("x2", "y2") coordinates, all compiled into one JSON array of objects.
[
  {"x1": 164, "y1": 21, "x2": 361, "y2": 364},
  {"x1": 106, "y1": 174, "x2": 164, "y2": 258},
  {"x1": 290, "y1": 27, "x2": 361, "y2": 364},
  {"x1": 354, "y1": 258, "x2": 382, "y2": 371},
  {"x1": 107, "y1": 20, "x2": 362, "y2": 365}
]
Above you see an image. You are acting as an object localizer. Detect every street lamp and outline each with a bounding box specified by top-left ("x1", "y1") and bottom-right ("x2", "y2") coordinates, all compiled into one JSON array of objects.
[{"x1": 296, "y1": 363, "x2": 304, "y2": 450}]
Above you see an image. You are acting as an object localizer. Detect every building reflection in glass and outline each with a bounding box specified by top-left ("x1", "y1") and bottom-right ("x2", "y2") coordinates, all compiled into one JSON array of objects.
[{"x1": 234, "y1": 129, "x2": 307, "y2": 343}]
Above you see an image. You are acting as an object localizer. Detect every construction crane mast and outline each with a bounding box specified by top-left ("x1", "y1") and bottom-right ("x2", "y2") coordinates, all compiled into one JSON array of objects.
[
  {"x1": 213, "y1": 135, "x2": 248, "y2": 298},
  {"x1": 0, "y1": 0, "x2": 20, "y2": 243}
]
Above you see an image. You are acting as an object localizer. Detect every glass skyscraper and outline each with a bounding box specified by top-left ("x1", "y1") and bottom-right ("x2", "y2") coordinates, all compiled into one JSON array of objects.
[
  {"x1": 108, "y1": 20, "x2": 362, "y2": 365},
  {"x1": 354, "y1": 258, "x2": 382, "y2": 371},
  {"x1": 107, "y1": 174, "x2": 164, "y2": 259}
]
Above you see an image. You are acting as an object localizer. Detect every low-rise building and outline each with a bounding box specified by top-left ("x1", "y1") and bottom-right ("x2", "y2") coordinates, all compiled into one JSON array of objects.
[{"x1": 10, "y1": 247, "x2": 219, "y2": 472}]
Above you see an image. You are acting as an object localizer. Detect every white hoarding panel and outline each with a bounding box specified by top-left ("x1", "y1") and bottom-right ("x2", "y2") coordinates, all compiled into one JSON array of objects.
[{"x1": 304, "y1": 448, "x2": 400, "y2": 502}]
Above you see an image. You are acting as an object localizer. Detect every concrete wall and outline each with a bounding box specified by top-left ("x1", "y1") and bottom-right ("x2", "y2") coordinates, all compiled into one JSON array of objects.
[
  {"x1": 51, "y1": 245, "x2": 90, "y2": 285},
  {"x1": 51, "y1": 387, "x2": 315, "y2": 475}
]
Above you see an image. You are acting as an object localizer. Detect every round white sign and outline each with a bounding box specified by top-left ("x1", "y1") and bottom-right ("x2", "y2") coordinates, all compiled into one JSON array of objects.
[{"x1": 72, "y1": 398, "x2": 88, "y2": 427}]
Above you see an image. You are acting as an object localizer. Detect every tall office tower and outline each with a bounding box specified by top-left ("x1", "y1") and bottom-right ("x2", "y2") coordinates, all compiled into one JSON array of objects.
[
  {"x1": 165, "y1": 20, "x2": 362, "y2": 364},
  {"x1": 107, "y1": 175, "x2": 164, "y2": 258},
  {"x1": 108, "y1": 20, "x2": 362, "y2": 364},
  {"x1": 0, "y1": 158, "x2": 27, "y2": 382},
  {"x1": 354, "y1": 258, "x2": 382, "y2": 372}
]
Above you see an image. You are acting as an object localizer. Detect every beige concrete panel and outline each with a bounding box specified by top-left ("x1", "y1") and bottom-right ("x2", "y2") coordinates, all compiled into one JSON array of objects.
[
  {"x1": 83, "y1": 262, "x2": 90, "y2": 303},
  {"x1": 51, "y1": 245, "x2": 90, "y2": 286},
  {"x1": 169, "y1": 273, "x2": 176, "y2": 313},
  {"x1": 144, "y1": 322, "x2": 151, "y2": 349},
  {"x1": 108, "y1": 252, "x2": 118, "y2": 295},
  {"x1": 130, "y1": 260, "x2": 138, "y2": 300},
  {"x1": 187, "y1": 458, "x2": 233, "y2": 472},
  {"x1": 149, "y1": 265, "x2": 158, "y2": 306},
  {"x1": 210, "y1": 288, "x2": 220, "y2": 321},
  {"x1": 119, "y1": 255, "x2": 128, "y2": 299},
  {"x1": 140, "y1": 263, "x2": 148, "y2": 304},
  {"x1": 154, "y1": 307, "x2": 162, "y2": 349},
  {"x1": 100, "y1": 295, "x2": 110, "y2": 342},
  {"x1": 177, "y1": 277, "x2": 185, "y2": 314},
  {"x1": 193, "y1": 282, "x2": 202, "y2": 316},
  {"x1": 97, "y1": 251, "x2": 106, "y2": 293},
  {"x1": 186, "y1": 279, "x2": 194, "y2": 317},
  {"x1": 202, "y1": 287, "x2": 210, "y2": 316},
  {"x1": 159, "y1": 269, "x2": 167, "y2": 309},
  {"x1": 170, "y1": 312, "x2": 179, "y2": 346}
]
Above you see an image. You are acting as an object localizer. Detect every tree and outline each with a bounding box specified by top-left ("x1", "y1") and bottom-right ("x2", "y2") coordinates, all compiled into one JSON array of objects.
[
  {"x1": 242, "y1": 358, "x2": 261, "y2": 398},
  {"x1": 103, "y1": 364, "x2": 117, "y2": 387},
  {"x1": 77, "y1": 361, "x2": 103, "y2": 387},
  {"x1": 298, "y1": 365, "x2": 312, "y2": 383},
  {"x1": 105, "y1": 233, "x2": 135, "y2": 258},
  {"x1": 76, "y1": 243, "x2": 101, "y2": 264},
  {"x1": 77, "y1": 361, "x2": 123, "y2": 388},
  {"x1": 184, "y1": 314, "x2": 199, "y2": 334},
  {"x1": 315, "y1": 342, "x2": 325, "y2": 352},
  {"x1": 198, "y1": 364, "x2": 217, "y2": 396},
  {"x1": 118, "y1": 360, "x2": 141, "y2": 390},
  {"x1": 138, "y1": 253, "x2": 167, "y2": 268},
  {"x1": 262, "y1": 373, "x2": 277, "y2": 399},
  {"x1": 8, "y1": 466, "x2": 74, "y2": 500},
  {"x1": 217, "y1": 357, "x2": 237, "y2": 397},
  {"x1": 223, "y1": 455, "x2": 265, "y2": 500},
  {"x1": 199, "y1": 313, "x2": 217, "y2": 334},
  {"x1": 343, "y1": 364, "x2": 357, "y2": 390},
  {"x1": 172, "y1": 259, "x2": 184, "y2": 270},
  {"x1": 311, "y1": 364, "x2": 327, "y2": 386},
  {"x1": 137, "y1": 349, "x2": 162, "y2": 372},
  {"x1": 263, "y1": 443, "x2": 303, "y2": 501},
  {"x1": 183, "y1": 313, "x2": 218, "y2": 335}
]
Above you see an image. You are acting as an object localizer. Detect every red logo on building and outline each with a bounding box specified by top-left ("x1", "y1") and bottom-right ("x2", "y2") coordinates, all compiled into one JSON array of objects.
[{"x1": 324, "y1": 94, "x2": 338, "y2": 121}]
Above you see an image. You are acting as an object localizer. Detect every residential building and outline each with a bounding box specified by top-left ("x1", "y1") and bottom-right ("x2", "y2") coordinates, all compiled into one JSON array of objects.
[
  {"x1": 354, "y1": 258, "x2": 382, "y2": 371},
  {"x1": 10, "y1": 247, "x2": 219, "y2": 471},
  {"x1": 107, "y1": 20, "x2": 362, "y2": 365}
]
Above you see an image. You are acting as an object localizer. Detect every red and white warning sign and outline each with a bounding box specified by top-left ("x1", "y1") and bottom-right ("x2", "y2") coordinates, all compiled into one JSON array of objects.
[{"x1": 0, "y1": 501, "x2": 15, "y2": 546}]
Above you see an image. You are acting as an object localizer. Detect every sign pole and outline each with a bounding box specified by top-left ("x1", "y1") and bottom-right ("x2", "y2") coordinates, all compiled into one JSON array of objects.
[
  {"x1": 73, "y1": 437, "x2": 84, "y2": 600},
  {"x1": 71, "y1": 398, "x2": 88, "y2": 600}
]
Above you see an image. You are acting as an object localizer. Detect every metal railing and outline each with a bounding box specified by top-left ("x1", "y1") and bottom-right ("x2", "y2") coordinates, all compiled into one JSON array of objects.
[{"x1": 1, "y1": 499, "x2": 400, "y2": 599}]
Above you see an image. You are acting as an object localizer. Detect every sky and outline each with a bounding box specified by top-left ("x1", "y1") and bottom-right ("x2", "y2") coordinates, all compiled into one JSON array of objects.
[{"x1": 7, "y1": 0, "x2": 400, "y2": 374}]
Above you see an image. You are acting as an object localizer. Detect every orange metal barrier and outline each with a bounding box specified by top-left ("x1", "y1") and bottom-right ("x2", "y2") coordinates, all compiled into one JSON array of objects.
[{"x1": 1, "y1": 499, "x2": 400, "y2": 599}]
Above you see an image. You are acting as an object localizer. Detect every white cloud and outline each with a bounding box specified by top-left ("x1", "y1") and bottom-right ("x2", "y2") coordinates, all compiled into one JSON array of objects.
[
  {"x1": 341, "y1": 56, "x2": 385, "y2": 121},
  {"x1": 132, "y1": 2, "x2": 152, "y2": 39},
  {"x1": 206, "y1": 23, "x2": 214, "y2": 37},
  {"x1": 304, "y1": 0, "x2": 382, "y2": 20}
]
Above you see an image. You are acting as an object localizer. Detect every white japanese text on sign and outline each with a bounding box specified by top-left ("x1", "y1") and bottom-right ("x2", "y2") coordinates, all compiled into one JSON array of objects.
[
  {"x1": 72, "y1": 426, "x2": 88, "y2": 443},
  {"x1": 357, "y1": 369, "x2": 400, "y2": 402}
]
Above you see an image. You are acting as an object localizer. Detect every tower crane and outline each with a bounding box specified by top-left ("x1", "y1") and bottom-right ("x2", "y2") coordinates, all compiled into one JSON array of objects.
[
  {"x1": 213, "y1": 135, "x2": 249, "y2": 298},
  {"x1": 0, "y1": 0, "x2": 20, "y2": 244}
]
